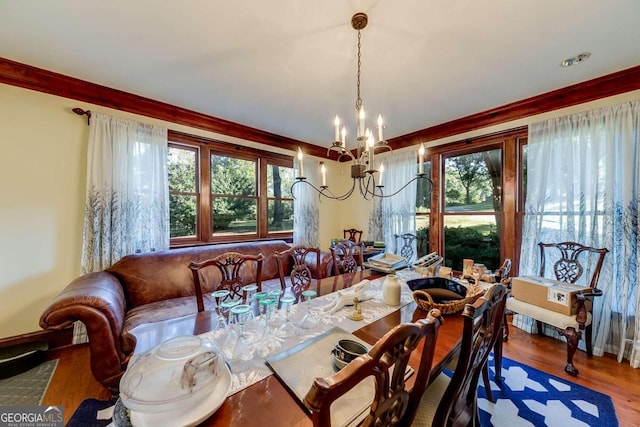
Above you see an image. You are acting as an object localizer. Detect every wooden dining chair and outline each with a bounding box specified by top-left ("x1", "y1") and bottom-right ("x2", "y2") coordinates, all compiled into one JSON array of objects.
[
  {"x1": 330, "y1": 240, "x2": 365, "y2": 275},
  {"x1": 505, "y1": 241, "x2": 608, "y2": 375},
  {"x1": 274, "y1": 245, "x2": 321, "y2": 301},
  {"x1": 304, "y1": 309, "x2": 443, "y2": 427},
  {"x1": 189, "y1": 252, "x2": 264, "y2": 312},
  {"x1": 343, "y1": 228, "x2": 363, "y2": 243},
  {"x1": 413, "y1": 284, "x2": 508, "y2": 427},
  {"x1": 394, "y1": 232, "x2": 424, "y2": 263}
]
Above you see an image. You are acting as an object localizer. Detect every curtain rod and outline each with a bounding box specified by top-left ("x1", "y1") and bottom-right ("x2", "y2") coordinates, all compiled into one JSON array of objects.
[{"x1": 72, "y1": 108, "x2": 91, "y2": 125}]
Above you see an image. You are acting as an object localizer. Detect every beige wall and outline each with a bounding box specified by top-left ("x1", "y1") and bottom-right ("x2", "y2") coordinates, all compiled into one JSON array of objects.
[{"x1": 1, "y1": 82, "x2": 639, "y2": 338}]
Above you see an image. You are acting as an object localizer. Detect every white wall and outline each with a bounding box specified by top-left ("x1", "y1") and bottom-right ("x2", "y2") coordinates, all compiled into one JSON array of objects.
[{"x1": 1, "y1": 82, "x2": 638, "y2": 338}]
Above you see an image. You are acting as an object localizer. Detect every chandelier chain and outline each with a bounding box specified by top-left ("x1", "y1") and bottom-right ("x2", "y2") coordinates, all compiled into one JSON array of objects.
[{"x1": 356, "y1": 28, "x2": 362, "y2": 110}]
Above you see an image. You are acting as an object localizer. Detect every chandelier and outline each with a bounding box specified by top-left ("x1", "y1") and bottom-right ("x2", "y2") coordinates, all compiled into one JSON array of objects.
[{"x1": 293, "y1": 12, "x2": 431, "y2": 201}]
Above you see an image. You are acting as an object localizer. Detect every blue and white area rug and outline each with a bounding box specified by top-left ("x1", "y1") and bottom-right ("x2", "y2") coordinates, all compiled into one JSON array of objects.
[{"x1": 478, "y1": 355, "x2": 618, "y2": 426}]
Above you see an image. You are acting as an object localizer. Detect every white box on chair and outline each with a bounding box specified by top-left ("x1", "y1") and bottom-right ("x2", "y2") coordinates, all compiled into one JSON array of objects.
[{"x1": 511, "y1": 276, "x2": 591, "y2": 316}]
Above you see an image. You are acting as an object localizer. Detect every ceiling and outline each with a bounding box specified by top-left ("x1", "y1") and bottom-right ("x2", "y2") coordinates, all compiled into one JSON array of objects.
[{"x1": 1, "y1": 1, "x2": 639, "y2": 147}]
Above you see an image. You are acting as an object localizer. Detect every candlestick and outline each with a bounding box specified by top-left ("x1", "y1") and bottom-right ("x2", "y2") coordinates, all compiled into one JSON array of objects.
[
  {"x1": 297, "y1": 148, "x2": 304, "y2": 177},
  {"x1": 367, "y1": 132, "x2": 375, "y2": 169},
  {"x1": 358, "y1": 107, "x2": 365, "y2": 138},
  {"x1": 341, "y1": 126, "x2": 346, "y2": 145},
  {"x1": 418, "y1": 143, "x2": 425, "y2": 174},
  {"x1": 321, "y1": 163, "x2": 326, "y2": 186},
  {"x1": 377, "y1": 115, "x2": 383, "y2": 142},
  {"x1": 334, "y1": 116, "x2": 340, "y2": 142}
]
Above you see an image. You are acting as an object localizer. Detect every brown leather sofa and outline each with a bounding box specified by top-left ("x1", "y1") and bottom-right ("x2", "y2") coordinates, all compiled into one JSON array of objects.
[{"x1": 39, "y1": 240, "x2": 332, "y2": 392}]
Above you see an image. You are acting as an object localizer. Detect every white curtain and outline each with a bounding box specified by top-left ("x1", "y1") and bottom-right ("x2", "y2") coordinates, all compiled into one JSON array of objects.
[
  {"x1": 518, "y1": 100, "x2": 640, "y2": 367},
  {"x1": 293, "y1": 156, "x2": 320, "y2": 247},
  {"x1": 368, "y1": 150, "x2": 417, "y2": 253},
  {"x1": 81, "y1": 113, "x2": 169, "y2": 274}
]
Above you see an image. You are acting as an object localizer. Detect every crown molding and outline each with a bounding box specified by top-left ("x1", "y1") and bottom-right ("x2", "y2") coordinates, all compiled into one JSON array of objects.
[
  {"x1": 2, "y1": 57, "x2": 639, "y2": 157},
  {"x1": 0, "y1": 57, "x2": 327, "y2": 158},
  {"x1": 389, "y1": 65, "x2": 640, "y2": 149}
]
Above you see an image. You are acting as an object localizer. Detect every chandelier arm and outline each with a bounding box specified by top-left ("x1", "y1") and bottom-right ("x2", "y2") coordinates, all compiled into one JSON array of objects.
[
  {"x1": 291, "y1": 177, "x2": 358, "y2": 201},
  {"x1": 373, "y1": 175, "x2": 434, "y2": 199},
  {"x1": 359, "y1": 173, "x2": 377, "y2": 200}
]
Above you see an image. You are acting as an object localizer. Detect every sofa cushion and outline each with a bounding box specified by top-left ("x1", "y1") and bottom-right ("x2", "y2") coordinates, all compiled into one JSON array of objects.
[{"x1": 123, "y1": 295, "x2": 215, "y2": 335}]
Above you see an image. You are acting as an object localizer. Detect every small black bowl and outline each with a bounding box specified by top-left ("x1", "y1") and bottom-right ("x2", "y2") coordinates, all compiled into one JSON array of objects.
[{"x1": 406, "y1": 277, "x2": 467, "y2": 299}]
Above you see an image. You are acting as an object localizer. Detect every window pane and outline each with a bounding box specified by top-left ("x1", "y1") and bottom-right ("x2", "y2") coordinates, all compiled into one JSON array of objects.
[
  {"x1": 415, "y1": 215, "x2": 430, "y2": 258},
  {"x1": 168, "y1": 146, "x2": 196, "y2": 192},
  {"x1": 443, "y1": 215, "x2": 500, "y2": 271},
  {"x1": 444, "y1": 149, "x2": 502, "y2": 212},
  {"x1": 268, "y1": 164, "x2": 294, "y2": 198},
  {"x1": 169, "y1": 194, "x2": 197, "y2": 238},
  {"x1": 210, "y1": 155, "x2": 256, "y2": 195},
  {"x1": 268, "y1": 200, "x2": 293, "y2": 232},
  {"x1": 212, "y1": 197, "x2": 257, "y2": 234},
  {"x1": 416, "y1": 161, "x2": 432, "y2": 213}
]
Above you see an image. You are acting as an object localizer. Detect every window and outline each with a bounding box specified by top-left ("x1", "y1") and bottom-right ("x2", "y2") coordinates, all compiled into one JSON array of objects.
[
  {"x1": 442, "y1": 148, "x2": 502, "y2": 271},
  {"x1": 419, "y1": 128, "x2": 526, "y2": 275},
  {"x1": 168, "y1": 131, "x2": 294, "y2": 245}
]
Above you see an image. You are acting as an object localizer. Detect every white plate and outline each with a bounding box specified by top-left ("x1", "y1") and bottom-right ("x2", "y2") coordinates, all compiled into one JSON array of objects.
[{"x1": 129, "y1": 361, "x2": 232, "y2": 427}]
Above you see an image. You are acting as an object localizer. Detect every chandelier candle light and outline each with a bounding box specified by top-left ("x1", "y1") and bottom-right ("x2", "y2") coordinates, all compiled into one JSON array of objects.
[{"x1": 293, "y1": 12, "x2": 432, "y2": 201}]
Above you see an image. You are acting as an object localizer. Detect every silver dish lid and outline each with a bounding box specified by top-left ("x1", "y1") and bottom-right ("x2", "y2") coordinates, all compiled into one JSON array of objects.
[{"x1": 119, "y1": 335, "x2": 221, "y2": 413}]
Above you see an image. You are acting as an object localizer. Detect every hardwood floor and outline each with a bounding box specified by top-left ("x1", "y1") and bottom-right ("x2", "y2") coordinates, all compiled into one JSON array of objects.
[{"x1": 42, "y1": 320, "x2": 640, "y2": 426}]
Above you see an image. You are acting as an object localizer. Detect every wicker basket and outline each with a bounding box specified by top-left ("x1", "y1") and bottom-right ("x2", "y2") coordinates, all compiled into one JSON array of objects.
[{"x1": 412, "y1": 282, "x2": 484, "y2": 315}]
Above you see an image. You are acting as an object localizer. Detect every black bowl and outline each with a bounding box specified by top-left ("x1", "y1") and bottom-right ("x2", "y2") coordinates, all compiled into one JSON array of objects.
[{"x1": 406, "y1": 277, "x2": 467, "y2": 298}]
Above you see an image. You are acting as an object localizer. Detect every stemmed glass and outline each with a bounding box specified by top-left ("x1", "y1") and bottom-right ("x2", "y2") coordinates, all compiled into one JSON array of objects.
[
  {"x1": 242, "y1": 284, "x2": 258, "y2": 304},
  {"x1": 267, "y1": 290, "x2": 285, "y2": 327},
  {"x1": 211, "y1": 289, "x2": 230, "y2": 331},
  {"x1": 253, "y1": 291, "x2": 269, "y2": 311},
  {"x1": 254, "y1": 297, "x2": 282, "y2": 357},
  {"x1": 298, "y1": 289, "x2": 319, "y2": 329},
  {"x1": 216, "y1": 298, "x2": 241, "y2": 353},
  {"x1": 229, "y1": 304, "x2": 255, "y2": 367},
  {"x1": 277, "y1": 295, "x2": 297, "y2": 338}
]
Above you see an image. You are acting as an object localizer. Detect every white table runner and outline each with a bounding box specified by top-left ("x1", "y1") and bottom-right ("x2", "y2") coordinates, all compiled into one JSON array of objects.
[{"x1": 200, "y1": 275, "x2": 416, "y2": 395}]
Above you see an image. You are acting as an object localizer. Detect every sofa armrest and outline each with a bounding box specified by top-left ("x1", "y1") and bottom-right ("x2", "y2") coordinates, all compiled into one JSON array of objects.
[{"x1": 39, "y1": 271, "x2": 129, "y2": 392}]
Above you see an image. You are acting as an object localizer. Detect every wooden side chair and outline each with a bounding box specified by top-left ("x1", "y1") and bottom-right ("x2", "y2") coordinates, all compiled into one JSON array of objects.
[
  {"x1": 495, "y1": 258, "x2": 512, "y2": 284},
  {"x1": 343, "y1": 228, "x2": 363, "y2": 243},
  {"x1": 189, "y1": 252, "x2": 264, "y2": 312},
  {"x1": 330, "y1": 240, "x2": 365, "y2": 275},
  {"x1": 274, "y1": 245, "x2": 321, "y2": 301},
  {"x1": 413, "y1": 284, "x2": 508, "y2": 427},
  {"x1": 505, "y1": 241, "x2": 608, "y2": 375},
  {"x1": 394, "y1": 232, "x2": 424, "y2": 263},
  {"x1": 304, "y1": 309, "x2": 443, "y2": 427}
]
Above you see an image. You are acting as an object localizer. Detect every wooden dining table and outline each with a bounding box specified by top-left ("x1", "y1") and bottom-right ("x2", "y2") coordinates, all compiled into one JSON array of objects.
[{"x1": 128, "y1": 270, "x2": 465, "y2": 427}]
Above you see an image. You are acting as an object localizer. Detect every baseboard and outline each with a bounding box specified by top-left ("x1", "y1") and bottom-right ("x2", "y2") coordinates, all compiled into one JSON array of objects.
[{"x1": 0, "y1": 326, "x2": 74, "y2": 351}]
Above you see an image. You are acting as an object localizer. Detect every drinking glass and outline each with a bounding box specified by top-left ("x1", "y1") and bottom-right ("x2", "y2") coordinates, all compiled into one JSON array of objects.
[
  {"x1": 242, "y1": 284, "x2": 258, "y2": 304},
  {"x1": 219, "y1": 299, "x2": 241, "y2": 326},
  {"x1": 229, "y1": 304, "x2": 255, "y2": 364},
  {"x1": 253, "y1": 291, "x2": 268, "y2": 307},
  {"x1": 298, "y1": 289, "x2": 319, "y2": 329},
  {"x1": 267, "y1": 290, "x2": 285, "y2": 327},
  {"x1": 277, "y1": 295, "x2": 297, "y2": 338},
  {"x1": 211, "y1": 289, "x2": 230, "y2": 331}
]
